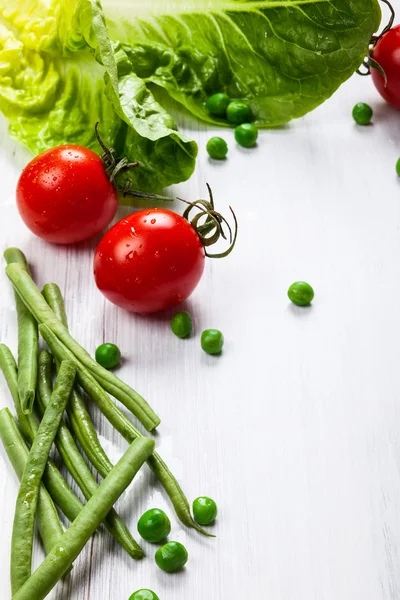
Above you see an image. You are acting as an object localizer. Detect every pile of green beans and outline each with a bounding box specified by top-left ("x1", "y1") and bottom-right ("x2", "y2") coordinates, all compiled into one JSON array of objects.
[{"x1": 0, "y1": 247, "x2": 215, "y2": 599}]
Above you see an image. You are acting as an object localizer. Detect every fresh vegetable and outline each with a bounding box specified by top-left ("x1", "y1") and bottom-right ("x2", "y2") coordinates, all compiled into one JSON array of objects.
[
  {"x1": 193, "y1": 497, "x2": 218, "y2": 526},
  {"x1": 13, "y1": 437, "x2": 155, "y2": 600},
  {"x1": 226, "y1": 101, "x2": 253, "y2": 125},
  {"x1": 352, "y1": 103, "x2": 373, "y2": 125},
  {"x1": 206, "y1": 137, "x2": 228, "y2": 160},
  {"x1": 40, "y1": 323, "x2": 213, "y2": 537},
  {"x1": 129, "y1": 591, "x2": 160, "y2": 600},
  {"x1": 16, "y1": 145, "x2": 118, "y2": 244},
  {"x1": 3, "y1": 248, "x2": 37, "y2": 415},
  {"x1": 0, "y1": 408, "x2": 64, "y2": 556},
  {"x1": 206, "y1": 94, "x2": 230, "y2": 118},
  {"x1": 6, "y1": 261, "x2": 160, "y2": 431},
  {"x1": 11, "y1": 360, "x2": 76, "y2": 595},
  {"x1": 95, "y1": 343, "x2": 121, "y2": 370},
  {"x1": 288, "y1": 282, "x2": 314, "y2": 306},
  {"x1": 371, "y1": 24, "x2": 400, "y2": 109},
  {"x1": 235, "y1": 124, "x2": 258, "y2": 148},
  {"x1": 201, "y1": 330, "x2": 224, "y2": 355},
  {"x1": 0, "y1": 344, "x2": 88, "y2": 528},
  {"x1": 0, "y1": 0, "x2": 380, "y2": 187},
  {"x1": 0, "y1": 1, "x2": 197, "y2": 195},
  {"x1": 155, "y1": 541, "x2": 189, "y2": 573},
  {"x1": 171, "y1": 312, "x2": 193, "y2": 339},
  {"x1": 397, "y1": 158, "x2": 400, "y2": 176},
  {"x1": 137, "y1": 508, "x2": 171, "y2": 543},
  {"x1": 94, "y1": 209, "x2": 206, "y2": 314},
  {"x1": 41, "y1": 279, "x2": 212, "y2": 538},
  {"x1": 94, "y1": 188, "x2": 237, "y2": 314},
  {"x1": 37, "y1": 351, "x2": 143, "y2": 560}
]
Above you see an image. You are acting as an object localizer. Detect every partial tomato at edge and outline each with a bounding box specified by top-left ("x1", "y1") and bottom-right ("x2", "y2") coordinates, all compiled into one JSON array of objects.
[
  {"x1": 16, "y1": 145, "x2": 118, "y2": 244},
  {"x1": 94, "y1": 209, "x2": 206, "y2": 314},
  {"x1": 371, "y1": 24, "x2": 400, "y2": 110}
]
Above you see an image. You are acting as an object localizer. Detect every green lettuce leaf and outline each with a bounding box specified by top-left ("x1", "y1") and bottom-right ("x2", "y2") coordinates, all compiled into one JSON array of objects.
[
  {"x1": 0, "y1": 0, "x2": 381, "y2": 197},
  {"x1": 103, "y1": 0, "x2": 381, "y2": 127},
  {"x1": 0, "y1": 0, "x2": 198, "y2": 193}
]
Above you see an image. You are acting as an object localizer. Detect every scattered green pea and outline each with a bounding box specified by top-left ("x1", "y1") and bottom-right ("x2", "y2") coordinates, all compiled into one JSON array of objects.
[
  {"x1": 235, "y1": 123, "x2": 258, "y2": 148},
  {"x1": 171, "y1": 311, "x2": 192, "y2": 339},
  {"x1": 206, "y1": 93, "x2": 230, "y2": 117},
  {"x1": 226, "y1": 101, "x2": 253, "y2": 125},
  {"x1": 201, "y1": 329, "x2": 224, "y2": 355},
  {"x1": 137, "y1": 508, "x2": 171, "y2": 543},
  {"x1": 193, "y1": 496, "x2": 218, "y2": 526},
  {"x1": 352, "y1": 102, "x2": 373, "y2": 125},
  {"x1": 129, "y1": 591, "x2": 160, "y2": 600},
  {"x1": 206, "y1": 137, "x2": 228, "y2": 160},
  {"x1": 396, "y1": 158, "x2": 400, "y2": 177},
  {"x1": 288, "y1": 281, "x2": 314, "y2": 306},
  {"x1": 94, "y1": 343, "x2": 121, "y2": 370},
  {"x1": 155, "y1": 541, "x2": 188, "y2": 573}
]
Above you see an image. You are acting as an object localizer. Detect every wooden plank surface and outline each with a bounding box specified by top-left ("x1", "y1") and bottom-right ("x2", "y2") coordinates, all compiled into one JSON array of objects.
[{"x1": 1, "y1": 72, "x2": 400, "y2": 599}]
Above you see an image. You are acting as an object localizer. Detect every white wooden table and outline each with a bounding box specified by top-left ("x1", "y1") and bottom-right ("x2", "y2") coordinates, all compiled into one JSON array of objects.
[{"x1": 1, "y1": 71, "x2": 400, "y2": 600}]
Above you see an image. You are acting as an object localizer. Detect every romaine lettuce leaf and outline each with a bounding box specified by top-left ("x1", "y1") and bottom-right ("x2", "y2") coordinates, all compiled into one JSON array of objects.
[
  {"x1": 103, "y1": 0, "x2": 382, "y2": 127},
  {"x1": 0, "y1": 0, "x2": 381, "y2": 197},
  {"x1": 0, "y1": 0, "x2": 198, "y2": 193}
]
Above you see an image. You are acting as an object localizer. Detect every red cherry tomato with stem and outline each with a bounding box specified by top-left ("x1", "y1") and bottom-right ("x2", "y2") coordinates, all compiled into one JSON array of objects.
[
  {"x1": 94, "y1": 209, "x2": 206, "y2": 314},
  {"x1": 15, "y1": 124, "x2": 170, "y2": 245},
  {"x1": 371, "y1": 24, "x2": 400, "y2": 110},
  {"x1": 94, "y1": 187, "x2": 238, "y2": 314},
  {"x1": 16, "y1": 145, "x2": 118, "y2": 245}
]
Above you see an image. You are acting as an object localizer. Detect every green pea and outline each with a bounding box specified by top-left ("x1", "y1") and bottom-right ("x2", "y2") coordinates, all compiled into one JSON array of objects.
[
  {"x1": 94, "y1": 343, "x2": 121, "y2": 370},
  {"x1": 171, "y1": 311, "x2": 192, "y2": 339},
  {"x1": 206, "y1": 93, "x2": 230, "y2": 117},
  {"x1": 137, "y1": 508, "x2": 171, "y2": 543},
  {"x1": 352, "y1": 102, "x2": 373, "y2": 125},
  {"x1": 206, "y1": 137, "x2": 228, "y2": 160},
  {"x1": 226, "y1": 101, "x2": 253, "y2": 125},
  {"x1": 193, "y1": 496, "x2": 218, "y2": 526},
  {"x1": 201, "y1": 329, "x2": 224, "y2": 355},
  {"x1": 234, "y1": 123, "x2": 258, "y2": 148},
  {"x1": 129, "y1": 591, "x2": 159, "y2": 600},
  {"x1": 155, "y1": 541, "x2": 188, "y2": 573},
  {"x1": 288, "y1": 281, "x2": 314, "y2": 306},
  {"x1": 396, "y1": 158, "x2": 400, "y2": 177}
]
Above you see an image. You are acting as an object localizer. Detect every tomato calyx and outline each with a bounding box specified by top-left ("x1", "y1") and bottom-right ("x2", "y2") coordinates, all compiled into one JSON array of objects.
[
  {"x1": 178, "y1": 184, "x2": 238, "y2": 259},
  {"x1": 357, "y1": 0, "x2": 395, "y2": 82},
  {"x1": 94, "y1": 123, "x2": 171, "y2": 202}
]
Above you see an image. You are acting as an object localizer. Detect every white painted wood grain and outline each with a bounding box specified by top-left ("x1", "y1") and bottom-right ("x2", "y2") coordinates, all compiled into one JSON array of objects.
[{"x1": 2, "y1": 72, "x2": 400, "y2": 599}]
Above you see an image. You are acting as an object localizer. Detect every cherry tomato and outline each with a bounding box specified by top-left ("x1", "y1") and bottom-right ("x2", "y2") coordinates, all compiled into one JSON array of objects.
[
  {"x1": 371, "y1": 25, "x2": 400, "y2": 110},
  {"x1": 16, "y1": 145, "x2": 118, "y2": 244},
  {"x1": 94, "y1": 209, "x2": 205, "y2": 314}
]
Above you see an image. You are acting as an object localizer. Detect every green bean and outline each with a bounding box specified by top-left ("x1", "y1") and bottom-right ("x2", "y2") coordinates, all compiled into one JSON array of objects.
[
  {"x1": 4, "y1": 249, "x2": 38, "y2": 415},
  {"x1": 11, "y1": 360, "x2": 76, "y2": 594},
  {"x1": 7, "y1": 263, "x2": 160, "y2": 431},
  {"x1": 0, "y1": 408, "x2": 64, "y2": 555},
  {"x1": 37, "y1": 350, "x2": 144, "y2": 560},
  {"x1": 40, "y1": 323, "x2": 213, "y2": 537},
  {"x1": 0, "y1": 344, "x2": 84, "y2": 522},
  {"x1": 13, "y1": 437, "x2": 155, "y2": 600},
  {"x1": 42, "y1": 284, "x2": 113, "y2": 475}
]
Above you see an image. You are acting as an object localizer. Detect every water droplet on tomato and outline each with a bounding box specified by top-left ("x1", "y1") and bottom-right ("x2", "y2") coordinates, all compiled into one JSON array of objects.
[
  {"x1": 126, "y1": 243, "x2": 130, "y2": 248},
  {"x1": 135, "y1": 277, "x2": 142, "y2": 284},
  {"x1": 154, "y1": 251, "x2": 160, "y2": 259},
  {"x1": 143, "y1": 219, "x2": 147, "y2": 223},
  {"x1": 151, "y1": 218, "x2": 156, "y2": 224}
]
